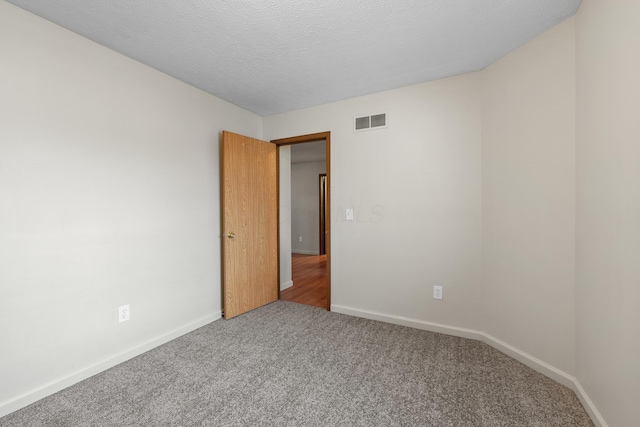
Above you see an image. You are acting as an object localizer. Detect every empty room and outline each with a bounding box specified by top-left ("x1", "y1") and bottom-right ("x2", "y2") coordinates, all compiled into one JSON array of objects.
[{"x1": 1, "y1": 1, "x2": 638, "y2": 426}]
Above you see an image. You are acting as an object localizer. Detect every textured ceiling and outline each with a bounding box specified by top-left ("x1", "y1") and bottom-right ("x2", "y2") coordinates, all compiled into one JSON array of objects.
[{"x1": 7, "y1": 0, "x2": 581, "y2": 116}]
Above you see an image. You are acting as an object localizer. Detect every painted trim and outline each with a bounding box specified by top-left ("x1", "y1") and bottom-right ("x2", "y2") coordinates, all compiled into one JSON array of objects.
[
  {"x1": 280, "y1": 280, "x2": 293, "y2": 291},
  {"x1": 331, "y1": 304, "x2": 481, "y2": 340},
  {"x1": 0, "y1": 311, "x2": 221, "y2": 418},
  {"x1": 482, "y1": 332, "x2": 574, "y2": 389},
  {"x1": 292, "y1": 250, "x2": 320, "y2": 255},
  {"x1": 330, "y1": 304, "x2": 608, "y2": 427},
  {"x1": 574, "y1": 381, "x2": 609, "y2": 427}
]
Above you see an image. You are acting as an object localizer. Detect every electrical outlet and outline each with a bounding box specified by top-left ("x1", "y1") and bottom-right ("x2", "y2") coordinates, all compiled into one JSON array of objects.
[
  {"x1": 118, "y1": 305, "x2": 130, "y2": 323},
  {"x1": 433, "y1": 286, "x2": 443, "y2": 300},
  {"x1": 299, "y1": 236, "x2": 303, "y2": 242}
]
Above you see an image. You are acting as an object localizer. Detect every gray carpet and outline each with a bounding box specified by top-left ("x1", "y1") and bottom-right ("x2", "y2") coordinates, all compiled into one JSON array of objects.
[{"x1": 1, "y1": 301, "x2": 593, "y2": 426}]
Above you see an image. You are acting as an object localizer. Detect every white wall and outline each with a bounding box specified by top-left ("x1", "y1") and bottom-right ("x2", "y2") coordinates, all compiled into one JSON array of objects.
[
  {"x1": 481, "y1": 18, "x2": 576, "y2": 375},
  {"x1": 264, "y1": 73, "x2": 483, "y2": 329},
  {"x1": 0, "y1": 1, "x2": 261, "y2": 416},
  {"x1": 576, "y1": 1, "x2": 640, "y2": 426},
  {"x1": 279, "y1": 146, "x2": 293, "y2": 290},
  {"x1": 291, "y1": 161, "x2": 326, "y2": 254}
]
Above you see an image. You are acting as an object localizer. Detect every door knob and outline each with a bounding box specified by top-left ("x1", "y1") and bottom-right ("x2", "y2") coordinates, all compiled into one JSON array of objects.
[{"x1": 226, "y1": 232, "x2": 236, "y2": 239}]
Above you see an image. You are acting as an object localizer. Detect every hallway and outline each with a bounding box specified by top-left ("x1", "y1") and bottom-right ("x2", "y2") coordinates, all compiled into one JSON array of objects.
[{"x1": 280, "y1": 254, "x2": 327, "y2": 309}]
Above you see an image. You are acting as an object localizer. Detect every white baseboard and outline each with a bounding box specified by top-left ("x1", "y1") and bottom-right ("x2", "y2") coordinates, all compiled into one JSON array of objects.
[
  {"x1": 331, "y1": 304, "x2": 482, "y2": 340},
  {"x1": 0, "y1": 311, "x2": 221, "y2": 419},
  {"x1": 481, "y1": 332, "x2": 575, "y2": 389},
  {"x1": 330, "y1": 304, "x2": 608, "y2": 427},
  {"x1": 292, "y1": 250, "x2": 320, "y2": 255},
  {"x1": 573, "y1": 381, "x2": 609, "y2": 427},
  {"x1": 280, "y1": 280, "x2": 293, "y2": 291}
]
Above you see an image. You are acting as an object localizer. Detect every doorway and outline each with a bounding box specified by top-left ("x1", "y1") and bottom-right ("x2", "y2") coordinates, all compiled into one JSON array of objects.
[
  {"x1": 271, "y1": 132, "x2": 331, "y2": 310},
  {"x1": 319, "y1": 173, "x2": 327, "y2": 256}
]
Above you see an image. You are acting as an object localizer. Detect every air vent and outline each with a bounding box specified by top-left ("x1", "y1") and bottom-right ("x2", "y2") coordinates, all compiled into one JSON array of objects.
[
  {"x1": 354, "y1": 113, "x2": 387, "y2": 132},
  {"x1": 355, "y1": 116, "x2": 370, "y2": 130}
]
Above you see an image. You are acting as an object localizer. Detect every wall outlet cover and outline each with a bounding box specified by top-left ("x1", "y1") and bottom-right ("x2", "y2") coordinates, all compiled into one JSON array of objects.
[
  {"x1": 118, "y1": 305, "x2": 130, "y2": 322},
  {"x1": 433, "y1": 286, "x2": 443, "y2": 300},
  {"x1": 346, "y1": 208, "x2": 354, "y2": 221}
]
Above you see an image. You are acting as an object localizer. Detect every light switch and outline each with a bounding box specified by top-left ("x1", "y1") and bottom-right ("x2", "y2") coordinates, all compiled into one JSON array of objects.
[{"x1": 346, "y1": 208, "x2": 354, "y2": 221}]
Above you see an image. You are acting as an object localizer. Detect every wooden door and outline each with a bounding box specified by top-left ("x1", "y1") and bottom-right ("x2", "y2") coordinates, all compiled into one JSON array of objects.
[{"x1": 221, "y1": 131, "x2": 278, "y2": 319}]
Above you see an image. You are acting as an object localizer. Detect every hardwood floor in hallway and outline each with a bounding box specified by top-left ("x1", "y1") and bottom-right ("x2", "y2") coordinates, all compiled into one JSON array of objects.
[{"x1": 280, "y1": 254, "x2": 328, "y2": 309}]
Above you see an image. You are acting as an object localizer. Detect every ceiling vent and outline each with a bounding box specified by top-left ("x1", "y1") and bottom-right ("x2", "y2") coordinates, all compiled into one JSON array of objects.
[{"x1": 354, "y1": 113, "x2": 387, "y2": 132}]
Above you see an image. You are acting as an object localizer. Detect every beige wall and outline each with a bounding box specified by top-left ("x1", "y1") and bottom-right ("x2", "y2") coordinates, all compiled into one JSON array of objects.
[
  {"x1": 0, "y1": 1, "x2": 261, "y2": 415},
  {"x1": 291, "y1": 161, "x2": 326, "y2": 255},
  {"x1": 482, "y1": 19, "x2": 576, "y2": 375},
  {"x1": 265, "y1": 73, "x2": 483, "y2": 329},
  {"x1": 576, "y1": 1, "x2": 640, "y2": 426}
]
